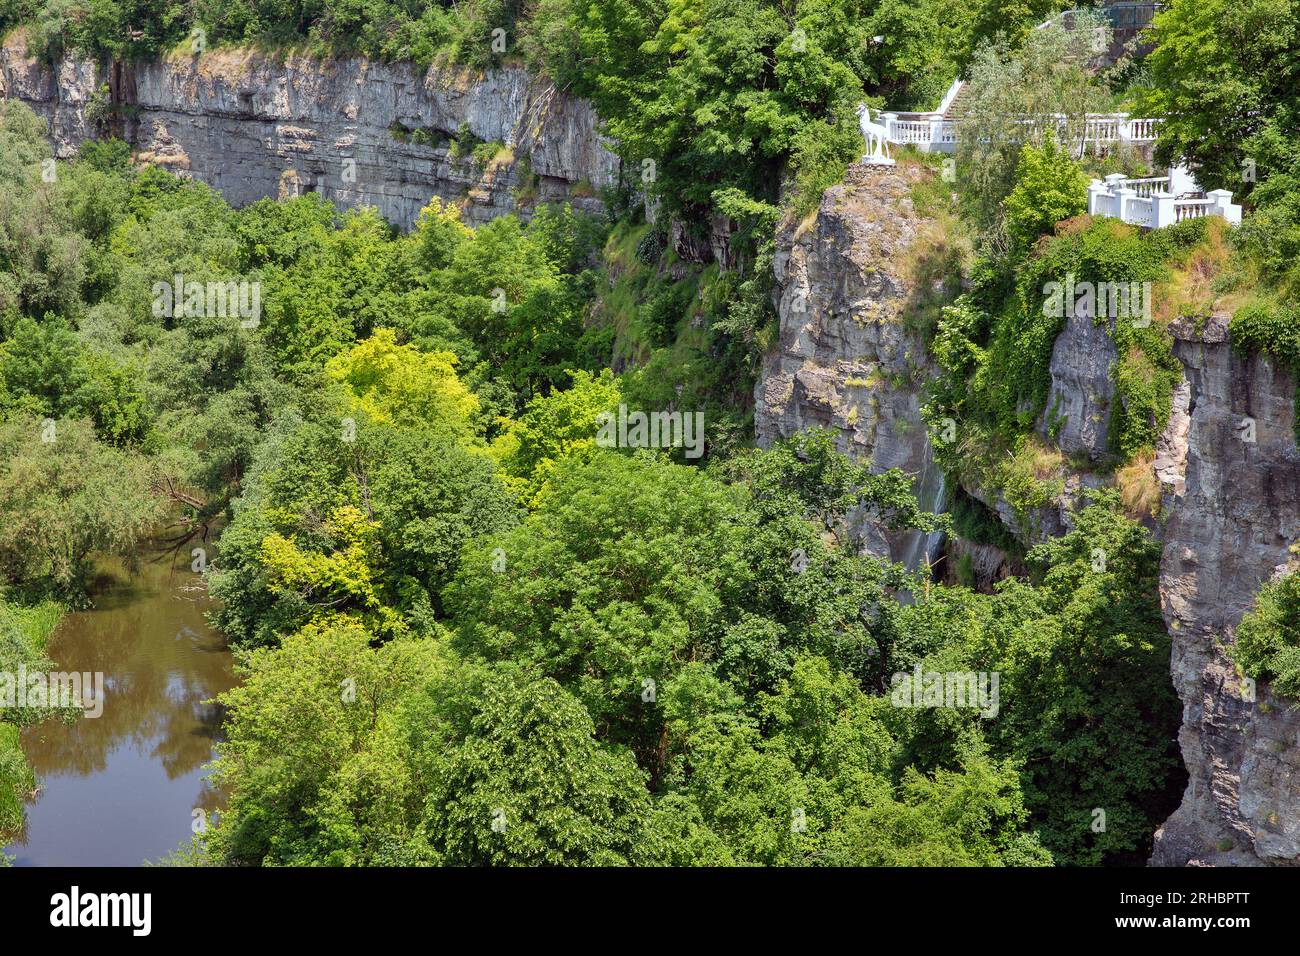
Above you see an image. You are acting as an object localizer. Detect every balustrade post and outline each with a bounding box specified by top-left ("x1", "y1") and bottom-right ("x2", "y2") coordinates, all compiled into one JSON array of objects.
[
  {"x1": 1101, "y1": 173, "x2": 1125, "y2": 219},
  {"x1": 1153, "y1": 193, "x2": 1177, "y2": 228},
  {"x1": 1206, "y1": 189, "x2": 1242, "y2": 226},
  {"x1": 880, "y1": 112, "x2": 898, "y2": 145},
  {"x1": 1088, "y1": 179, "x2": 1108, "y2": 217},
  {"x1": 1117, "y1": 187, "x2": 1137, "y2": 224}
]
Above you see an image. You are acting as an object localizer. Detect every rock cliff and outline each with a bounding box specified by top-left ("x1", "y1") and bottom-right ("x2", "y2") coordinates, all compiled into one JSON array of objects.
[
  {"x1": 757, "y1": 167, "x2": 1300, "y2": 865},
  {"x1": 754, "y1": 162, "x2": 946, "y2": 567},
  {"x1": 1038, "y1": 310, "x2": 1118, "y2": 462},
  {"x1": 1151, "y1": 314, "x2": 1300, "y2": 866},
  {"x1": 0, "y1": 31, "x2": 619, "y2": 229}
]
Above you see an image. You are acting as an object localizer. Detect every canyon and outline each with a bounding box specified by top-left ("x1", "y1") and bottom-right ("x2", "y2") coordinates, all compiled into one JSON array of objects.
[{"x1": 3, "y1": 37, "x2": 1297, "y2": 866}]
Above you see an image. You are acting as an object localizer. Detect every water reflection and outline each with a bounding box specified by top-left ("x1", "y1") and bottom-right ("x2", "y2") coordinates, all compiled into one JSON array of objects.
[{"x1": 5, "y1": 555, "x2": 236, "y2": 866}]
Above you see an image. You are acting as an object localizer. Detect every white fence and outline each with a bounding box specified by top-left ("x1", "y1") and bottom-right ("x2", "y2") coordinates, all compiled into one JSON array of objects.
[
  {"x1": 879, "y1": 110, "x2": 1161, "y2": 155},
  {"x1": 1087, "y1": 172, "x2": 1242, "y2": 227}
]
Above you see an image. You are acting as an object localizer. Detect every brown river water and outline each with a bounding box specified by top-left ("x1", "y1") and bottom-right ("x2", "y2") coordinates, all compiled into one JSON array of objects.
[{"x1": 4, "y1": 554, "x2": 236, "y2": 866}]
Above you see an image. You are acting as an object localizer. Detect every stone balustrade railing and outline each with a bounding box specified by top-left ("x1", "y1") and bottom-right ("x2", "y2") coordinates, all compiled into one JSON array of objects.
[
  {"x1": 1087, "y1": 172, "x2": 1242, "y2": 227},
  {"x1": 878, "y1": 110, "x2": 1161, "y2": 154}
]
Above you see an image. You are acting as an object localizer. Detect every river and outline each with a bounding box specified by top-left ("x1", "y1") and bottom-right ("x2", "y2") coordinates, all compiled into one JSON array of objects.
[{"x1": 4, "y1": 554, "x2": 235, "y2": 866}]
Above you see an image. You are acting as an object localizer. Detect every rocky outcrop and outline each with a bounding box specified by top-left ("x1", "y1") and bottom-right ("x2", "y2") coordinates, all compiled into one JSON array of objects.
[
  {"x1": 0, "y1": 32, "x2": 619, "y2": 228},
  {"x1": 754, "y1": 162, "x2": 946, "y2": 566},
  {"x1": 1155, "y1": 377, "x2": 1192, "y2": 501},
  {"x1": 1151, "y1": 313, "x2": 1300, "y2": 866},
  {"x1": 1038, "y1": 311, "x2": 1118, "y2": 462},
  {"x1": 943, "y1": 537, "x2": 1014, "y2": 592},
  {"x1": 967, "y1": 470, "x2": 1108, "y2": 546}
]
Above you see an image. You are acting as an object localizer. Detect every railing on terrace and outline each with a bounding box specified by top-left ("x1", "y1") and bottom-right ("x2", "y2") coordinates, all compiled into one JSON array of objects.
[
  {"x1": 1087, "y1": 172, "x2": 1242, "y2": 227},
  {"x1": 1119, "y1": 176, "x2": 1169, "y2": 198},
  {"x1": 1174, "y1": 198, "x2": 1217, "y2": 223},
  {"x1": 878, "y1": 112, "x2": 1161, "y2": 154}
]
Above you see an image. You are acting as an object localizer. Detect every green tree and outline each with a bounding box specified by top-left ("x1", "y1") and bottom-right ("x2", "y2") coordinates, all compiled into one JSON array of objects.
[
  {"x1": 209, "y1": 621, "x2": 446, "y2": 865},
  {"x1": 490, "y1": 368, "x2": 621, "y2": 506},
  {"x1": 956, "y1": 14, "x2": 1111, "y2": 246},
  {"x1": 401, "y1": 663, "x2": 652, "y2": 865},
  {"x1": 326, "y1": 328, "x2": 479, "y2": 443},
  {"x1": 0, "y1": 414, "x2": 162, "y2": 595},
  {"x1": 448, "y1": 449, "x2": 751, "y2": 765},
  {"x1": 1140, "y1": 0, "x2": 1300, "y2": 195},
  {"x1": 1231, "y1": 566, "x2": 1300, "y2": 698},
  {"x1": 210, "y1": 414, "x2": 518, "y2": 646},
  {"x1": 1002, "y1": 135, "x2": 1088, "y2": 257}
]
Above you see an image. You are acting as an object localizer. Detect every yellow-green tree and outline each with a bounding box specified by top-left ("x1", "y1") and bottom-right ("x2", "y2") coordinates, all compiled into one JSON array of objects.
[{"x1": 326, "y1": 328, "x2": 478, "y2": 442}]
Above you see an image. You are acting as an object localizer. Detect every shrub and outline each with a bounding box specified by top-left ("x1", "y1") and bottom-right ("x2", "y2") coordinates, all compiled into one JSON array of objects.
[
  {"x1": 1002, "y1": 136, "x2": 1089, "y2": 257},
  {"x1": 1232, "y1": 568, "x2": 1300, "y2": 698}
]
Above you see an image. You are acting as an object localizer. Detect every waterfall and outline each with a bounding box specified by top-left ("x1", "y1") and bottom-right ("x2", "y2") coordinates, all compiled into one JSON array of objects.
[{"x1": 898, "y1": 441, "x2": 948, "y2": 575}]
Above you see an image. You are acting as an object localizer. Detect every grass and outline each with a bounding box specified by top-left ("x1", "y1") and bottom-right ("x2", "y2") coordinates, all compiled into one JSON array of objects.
[
  {"x1": 0, "y1": 596, "x2": 64, "y2": 844},
  {"x1": 991, "y1": 435, "x2": 1066, "y2": 517},
  {"x1": 900, "y1": 213, "x2": 971, "y2": 343},
  {"x1": 0, "y1": 722, "x2": 35, "y2": 840},
  {"x1": 11, "y1": 600, "x2": 63, "y2": 650},
  {"x1": 1115, "y1": 448, "x2": 1161, "y2": 519},
  {"x1": 1157, "y1": 216, "x2": 1235, "y2": 322}
]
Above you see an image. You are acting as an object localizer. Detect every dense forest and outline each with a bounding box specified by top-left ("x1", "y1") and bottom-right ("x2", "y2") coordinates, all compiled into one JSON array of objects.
[{"x1": 1, "y1": 0, "x2": 1299, "y2": 868}]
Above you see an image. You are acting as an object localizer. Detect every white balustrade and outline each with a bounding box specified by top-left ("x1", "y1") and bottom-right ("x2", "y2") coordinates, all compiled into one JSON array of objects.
[
  {"x1": 1088, "y1": 172, "x2": 1241, "y2": 228},
  {"x1": 875, "y1": 73, "x2": 1240, "y2": 233},
  {"x1": 878, "y1": 102, "x2": 1162, "y2": 155}
]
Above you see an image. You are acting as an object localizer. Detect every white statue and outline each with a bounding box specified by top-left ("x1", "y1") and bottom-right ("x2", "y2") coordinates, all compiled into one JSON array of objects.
[{"x1": 855, "y1": 104, "x2": 895, "y2": 166}]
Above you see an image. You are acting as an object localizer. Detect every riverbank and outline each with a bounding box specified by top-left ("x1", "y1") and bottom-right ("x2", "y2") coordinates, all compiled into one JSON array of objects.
[{"x1": 0, "y1": 597, "x2": 64, "y2": 846}]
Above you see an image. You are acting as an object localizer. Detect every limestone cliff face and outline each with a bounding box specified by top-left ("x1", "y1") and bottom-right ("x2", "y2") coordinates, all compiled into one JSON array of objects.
[
  {"x1": 1039, "y1": 310, "x2": 1118, "y2": 462},
  {"x1": 0, "y1": 32, "x2": 619, "y2": 228},
  {"x1": 1014, "y1": 308, "x2": 1300, "y2": 867},
  {"x1": 754, "y1": 162, "x2": 945, "y2": 567},
  {"x1": 758, "y1": 165, "x2": 1300, "y2": 864},
  {"x1": 1151, "y1": 314, "x2": 1300, "y2": 866}
]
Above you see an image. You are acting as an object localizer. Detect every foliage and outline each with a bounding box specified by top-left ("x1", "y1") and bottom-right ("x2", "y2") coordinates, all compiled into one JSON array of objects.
[
  {"x1": 987, "y1": 494, "x2": 1182, "y2": 864},
  {"x1": 0, "y1": 39, "x2": 1210, "y2": 868},
  {"x1": 0, "y1": 595, "x2": 64, "y2": 839},
  {"x1": 956, "y1": 14, "x2": 1111, "y2": 246},
  {"x1": 1230, "y1": 301, "x2": 1300, "y2": 367},
  {"x1": 208, "y1": 621, "x2": 448, "y2": 865},
  {"x1": 490, "y1": 368, "x2": 621, "y2": 507},
  {"x1": 326, "y1": 328, "x2": 478, "y2": 442},
  {"x1": 1232, "y1": 567, "x2": 1300, "y2": 699},
  {"x1": 1140, "y1": 0, "x2": 1300, "y2": 197},
  {"x1": 0, "y1": 414, "x2": 161, "y2": 595},
  {"x1": 210, "y1": 415, "x2": 519, "y2": 646},
  {"x1": 1002, "y1": 136, "x2": 1088, "y2": 257},
  {"x1": 930, "y1": 218, "x2": 1187, "y2": 474},
  {"x1": 446, "y1": 449, "x2": 752, "y2": 764}
]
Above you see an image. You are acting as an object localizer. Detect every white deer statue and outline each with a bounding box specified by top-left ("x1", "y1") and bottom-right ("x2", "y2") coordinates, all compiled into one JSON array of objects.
[{"x1": 855, "y1": 104, "x2": 895, "y2": 167}]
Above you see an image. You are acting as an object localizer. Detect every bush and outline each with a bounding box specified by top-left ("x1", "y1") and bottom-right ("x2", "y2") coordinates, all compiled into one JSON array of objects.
[
  {"x1": 1002, "y1": 136, "x2": 1088, "y2": 257},
  {"x1": 1234, "y1": 174, "x2": 1300, "y2": 290},
  {"x1": 1232, "y1": 569, "x2": 1300, "y2": 698}
]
